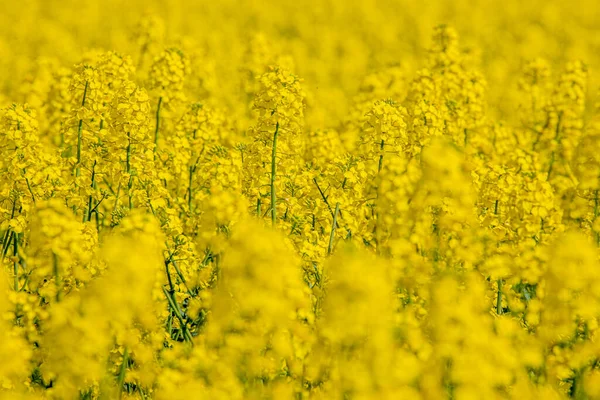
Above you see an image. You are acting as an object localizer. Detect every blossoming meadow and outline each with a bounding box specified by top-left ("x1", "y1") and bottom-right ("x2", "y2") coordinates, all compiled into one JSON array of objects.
[{"x1": 1, "y1": 0, "x2": 600, "y2": 399}]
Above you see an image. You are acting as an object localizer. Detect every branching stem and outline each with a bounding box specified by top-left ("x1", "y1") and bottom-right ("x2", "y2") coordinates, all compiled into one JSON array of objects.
[{"x1": 328, "y1": 203, "x2": 340, "y2": 255}]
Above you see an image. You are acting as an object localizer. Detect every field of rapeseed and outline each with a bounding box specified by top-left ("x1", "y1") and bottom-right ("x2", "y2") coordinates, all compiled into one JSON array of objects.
[{"x1": 2, "y1": 0, "x2": 600, "y2": 398}]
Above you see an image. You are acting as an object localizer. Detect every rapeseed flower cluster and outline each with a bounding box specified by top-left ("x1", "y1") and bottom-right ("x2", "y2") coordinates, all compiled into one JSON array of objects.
[{"x1": 2, "y1": 0, "x2": 600, "y2": 399}]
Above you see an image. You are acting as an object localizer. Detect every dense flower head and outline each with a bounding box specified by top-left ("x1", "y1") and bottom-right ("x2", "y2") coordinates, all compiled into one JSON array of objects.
[
  {"x1": 148, "y1": 47, "x2": 190, "y2": 103},
  {"x1": 252, "y1": 66, "x2": 305, "y2": 134}
]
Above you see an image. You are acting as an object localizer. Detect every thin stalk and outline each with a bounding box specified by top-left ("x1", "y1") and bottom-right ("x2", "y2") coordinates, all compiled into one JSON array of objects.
[
  {"x1": 0, "y1": 230, "x2": 9, "y2": 254},
  {"x1": 9, "y1": 199, "x2": 16, "y2": 220},
  {"x1": 1, "y1": 200, "x2": 17, "y2": 258},
  {"x1": 188, "y1": 165, "x2": 195, "y2": 212},
  {"x1": 76, "y1": 81, "x2": 89, "y2": 178},
  {"x1": 2, "y1": 231, "x2": 14, "y2": 260},
  {"x1": 20, "y1": 274, "x2": 29, "y2": 292},
  {"x1": 270, "y1": 122, "x2": 280, "y2": 226},
  {"x1": 496, "y1": 279, "x2": 503, "y2": 315},
  {"x1": 546, "y1": 112, "x2": 563, "y2": 181},
  {"x1": 494, "y1": 198, "x2": 503, "y2": 315},
  {"x1": 257, "y1": 197, "x2": 262, "y2": 217},
  {"x1": 313, "y1": 178, "x2": 336, "y2": 220},
  {"x1": 116, "y1": 347, "x2": 129, "y2": 400},
  {"x1": 373, "y1": 140, "x2": 385, "y2": 249},
  {"x1": 53, "y1": 253, "x2": 61, "y2": 302},
  {"x1": 112, "y1": 181, "x2": 122, "y2": 213},
  {"x1": 165, "y1": 260, "x2": 175, "y2": 293},
  {"x1": 85, "y1": 160, "x2": 97, "y2": 222},
  {"x1": 126, "y1": 132, "x2": 132, "y2": 175},
  {"x1": 328, "y1": 203, "x2": 340, "y2": 255},
  {"x1": 154, "y1": 97, "x2": 163, "y2": 153},
  {"x1": 95, "y1": 208, "x2": 100, "y2": 234},
  {"x1": 378, "y1": 139, "x2": 385, "y2": 173},
  {"x1": 164, "y1": 259, "x2": 193, "y2": 341},
  {"x1": 102, "y1": 176, "x2": 116, "y2": 196},
  {"x1": 13, "y1": 233, "x2": 18, "y2": 291},
  {"x1": 167, "y1": 313, "x2": 173, "y2": 338},
  {"x1": 88, "y1": 194, "x2": 106, "y2": 221},
  {"x1": 126, "y1": 133, "x2": 133, "y2": 210},
  {"x1": 171, "y1": 260, "x2": 193, "y2": 296},
  {"x1": 24, "y1": 172, "x2": 36, "y2": 205},
  {"x1": 162, "y1": 286, "x2": 193, "y2": 343}
]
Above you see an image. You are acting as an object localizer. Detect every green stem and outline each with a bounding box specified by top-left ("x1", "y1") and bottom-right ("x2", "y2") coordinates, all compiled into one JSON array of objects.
[
  {"x1": 270, "y1": 122, "x2": 280, "y2": 226},
  {"x1": 494, "y1": 199, "x2": 503, "y2": 315},
  {"x1": 117, "y1": 347, "x2": 129, "y2": 400},
  {"x1": 126, "y1": 133, "x2": 132, "y2": 174},
  {"x1": 572, "y1": 367, "x2": 585, "y2": 400},
  {"x1": 2, "y1": 231, "x2": 14, "y2": 260},
  {"x1": 546, "y1": 112, "x2": 563, "y2": 181},
  {"x1": 24, "y1": 172, "x2": 36, "y2": 205},
  {"x1": 167, "y1": 313, "x2": 173, "y2": 339},
  {"x1": 126, "y1": 133, "x2": 133, "y2": 210},
  {"x1": 164, "y1": 259, "x2": 192, "y2": 339},
  {"x1": 165, "y1": 260, "x2": 175, "y2": 292},
  {"x1": 171, "y1": 260, "x2": 193, "y2": 296},
  {"x1": 95, "y1": 207, "x2": 101, "y2": 234},
  {"x1": 162, "y1": 286, "x2": 193, "y2": 343},
  {"x1": 188, "y1": 165, "x2": 194, "y2": 212},
  {"x1": 0, "y1": 230, "x2": 9, "y2": 254},
  {"x1": 154, "y1": 97, "x2": 163, "y2": 153},
  {"x1": 1, "y1": 200, "x2": 17, "y2": 259},
  {"x1": 13, "y1": 233, "x2": 18, "y2": 291},
  {"x1": 378, "y1": 139, "x2": 385, "y2": 173},
  {"x1": 112, "y1": 181, "x2": 122, "y2": 213},
  {"x1": 496, "y1": 279, "x2": 503, "y2": 315},
  {"x1": 76, "y1": 81, "x2": 89, "y2": 178},
  {"x1": 53, "y1": 253, "x2": 61, "y2": 302},
  {"x1": 328, "y1": 203, "x2": 340, "y2": 255},
  {"x1": 85, "y1": 160, "x2": 97, "y2": 222},
  {"x1": 257, "y1": 197, "x2": 262, "y2": 218},
  {"x1": 313, "y1": 178, "x2": 337, "y2": 222}
]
